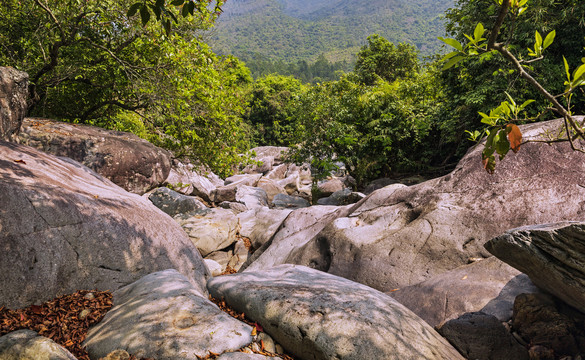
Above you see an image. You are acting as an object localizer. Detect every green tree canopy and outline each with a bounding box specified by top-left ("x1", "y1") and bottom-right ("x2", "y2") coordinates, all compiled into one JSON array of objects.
[
  {"x1": 354, "y1": 34, "x2": 419, "y2": 86},
  {"x1": 0, "y1": 0, "x2": 253, "y2": 176}
]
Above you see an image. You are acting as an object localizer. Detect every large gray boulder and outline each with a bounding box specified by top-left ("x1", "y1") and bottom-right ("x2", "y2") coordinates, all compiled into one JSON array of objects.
[
  {"x1": 19, "y1": 118, "x2": 171, "y2": 194},
  {"x1": 0, "y1": 141, "x2": 209, "y2": 308},
  {"x1": 0, "y1": 330, "x2": 77, "y2": 360},
  {"x1": 485, "y1": 222, "x2": 585, "y2": 314},
  {"x1": 208, "y1": 265, "x2": 465, "y2": 360},
  {"x1": 282, "y1": 119, "x2": 585, "y2": 291},
  {"x1": 164, "y1": 161, "x2": 218, "y2": 201},
  {"x1": 174, "y1": 208, "x2": 240, "y2": 256},
  {"x1": 0, "y1": 67, "x2": 28, "y2": 142},
  {"x1": 436, "y1": 312, "x2": 529, "y2": 360},
  {"x1": 243, "y1": 205, "x2": 352, "y2": 272},
  {"x1": 84, "y1": 270, "x2": 253, "y2": 360},
  {"x1": 148, "y1": 187, "x2": 206, "y2": 216},
  {"x1": 389, "y1": 257, "x2": 540, "y2": 327},
  {"x1": 237, "y1": 208, "x2": 292, "y2": 250}
]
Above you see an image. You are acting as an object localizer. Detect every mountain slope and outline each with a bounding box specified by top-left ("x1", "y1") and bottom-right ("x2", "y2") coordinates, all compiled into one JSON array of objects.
[{"x1": 208, "y1": 0, "x2": 454, "y2": 63}]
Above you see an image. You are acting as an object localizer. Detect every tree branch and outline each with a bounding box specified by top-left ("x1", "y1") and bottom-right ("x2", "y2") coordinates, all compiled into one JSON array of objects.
[{"x1": 488, "y1": 0, "x2": 510, "y2": 49}]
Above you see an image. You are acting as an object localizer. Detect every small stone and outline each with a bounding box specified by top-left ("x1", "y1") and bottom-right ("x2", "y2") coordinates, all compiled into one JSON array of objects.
[
  {"x1": 84, "y1": 292, "x2": 95, "y2": 300},
  {"x1": 274, "y1": 344, "x2": 284, "y2": 354},
  {"x1": 99, "y1": 349, "x2": 130, "y2": 360},
  {"x1": 78, "y1": 309, "x2": 91, "y2": 320},
  {"x1": 258, "y1": 332, "x2": 276, "y2": 353},
  {"x1": 249, "y1": 342, "x2": 261, "y2": 352}
]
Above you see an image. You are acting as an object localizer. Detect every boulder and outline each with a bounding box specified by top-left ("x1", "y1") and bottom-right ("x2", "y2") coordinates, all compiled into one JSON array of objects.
[
  {"x1": 208, "y1": 265, "x2": 465, "y2": 360},
  {"x1": 227, "y1": 239, "x2": 250, "y2": 271},
  {"x1": 243, "y1": 205, "x2": 352, "y2": 272},
  {"x1": 218, "y1": 201, "x2": 249, "y2": 213},
  {"x1": 249, "y1": 146, "x2": 289, "y2": 165},
  {"x1": 237, "y1": 208, "x2": 292, "y2": 250},
  {"x1": 164, "y1": 161, "x2": 217, "y2": 202},
  {"x1": 389, "y1": 257, "x2": 541, "y2": 327},
  {"x1": 213, "y1": 174, "x2": 263, "y2": 203},
  {"x1": 283, "y1": 119, "x2": 585, "y2": 292},
  {"x1": 174, "y1": 208, "x2": 240, "y2": 256},
  {"x1": 0, "y1": 67, "x2": 28, "y2": 142},
  {"x1": 19, "y1": 118, "x2": 171, "y2": 194},
  {"x1": 436, "y1": 312, "x2": 529, "y2": 360},
  {"x1": 265, "y1": 163, "x2": 288, "y2": 180},
  {"x1": 0, "y1": 330, "x2": 77, "y2": 360},
  {"x1": 148, "y1": 187, "x2": 206, "y2": 216},
  {"x1": 270, "y1": 193, "x2": 310, "y2": 209},
  {"x1": 485, "y1": 222, "x2": 585, "y2": 314},
  {"x1": 204, "y1": 259, "x2": 223, "y2": 276},
  {"x1": 0, "y1": 141, "x2": 209, "y2": 309},
  {"x1": 242, "y1": 156, "x2": 274, "y2": 174},
  {"x1": 316, "y1": 189, "x2": 364, "y2": 206},
  {"x1": 224, "y1": 173, "x2": 262, "y2": 186},
  {"x1": 256, "y1": 177, "x2": 286, "y2": 203},
  {"x1": 363, "y1": 178, "x2": 399, "y2": 195},
  {"x1": 84, "y1": 270, "x2": 253, "y2": 360},
  {"x1": 317, "y1": 178, "x2": 345, "y2": 198},
  {"x1": 235, "y1": 185, "x2": 269, "y2": 210},
  {"x1": 512, "y1": 293, "x2": 585, "y2": 358},
  {"x1": 276, "y1": 174, "x2": 299, "y2": 195}
]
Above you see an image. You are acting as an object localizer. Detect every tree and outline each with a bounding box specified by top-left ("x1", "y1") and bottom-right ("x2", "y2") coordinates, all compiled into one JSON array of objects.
[
  {"x1": 440, "y1": 0, "x2": 585, "y2": 172},
  {"x1": 244, "y1": 75, "x2": 304, "y2": 146},
  {"x1": 354, "y1": 34, "x2": 419, "y2": 85},
  {"x1": 0, "y1": 0, "x2": 252, "y2": 176}
]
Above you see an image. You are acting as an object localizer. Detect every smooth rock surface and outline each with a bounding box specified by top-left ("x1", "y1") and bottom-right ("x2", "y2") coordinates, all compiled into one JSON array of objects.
[
  {"x1": 164, "y1": 162, "x2": 217, "y2": 201},
  {"x1": 237, "y1": 208, "x2": 292, "y2": 250},
  {"x1": 389, "y1": 257, "x2": 540, "y2": 327},
  {"x1": 256, "y1": 177, "x2": 286, "y2": 203},
  {"x1": 317, "y1": 178, "x2": 345, "y2": 198},
  {"x1": 243, "y1": 205, "x2": 352, "y2": 272},
  {"x1": 85, "y1": 270, "x2": 253, "y2": 360},
  {"x1": 0, "y1": 330, "x2": 77, "y2": 360},
  {"x1": 437, "y1": 312, "x2": 529, "y2": 360},
  {"x1": 19, "y1": 118, "x2": 171, "y2": 194},
  {"x1": 148, "y1": 187, "x2": 206, "y2": 216},
  {"x1": 0, "y1": 141, "x2": 209, "y2": 308},
  {"x1": 208, "y1": 265, "x2": 464, "y2": 360},
  {"x1": 0, "y1": 67, "x2": 28, "y2": 142},
  {"x1": 271, "y1": 193, "x2": 310, "y2": 209},
  {"x1": 236, "y1": 185, "x2": 269, "y2": 210},
  {"x1": 286, "y1": 119, "x2": 585, "y2": 291},
  {"x1": 174, "y1": 208, "x2": 240, "y2": 256},
  {"x1": 485, "y1": 221, "x2": 585, "y2": 314}
]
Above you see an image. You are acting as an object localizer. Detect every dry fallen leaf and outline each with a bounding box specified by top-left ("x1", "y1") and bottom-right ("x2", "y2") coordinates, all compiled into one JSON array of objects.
[{"x1": 13, "y1": 159, "x2": 26, "y2": 164}]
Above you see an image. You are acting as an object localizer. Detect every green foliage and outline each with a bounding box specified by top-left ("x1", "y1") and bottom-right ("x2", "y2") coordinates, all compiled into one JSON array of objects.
[
  {"x1": 286, "y1": 52, "x2": 451, "y2": 186},
  {"x1": 244, "y1": 74, "x2": 304, "y2": 146},
  {"x1": 0, "y1": 0, "x2": 252, "y2": 177},
  {"x1": 355, "y1": 35, "x2": 419, "y2": 85},
  {"x1": 210, "y1": 0, "x2": 453, "y2": 63},
  {"x1": 441, "y1": 0, "x2": 585, "y2": 172},
  {"x1": 242, "y1": 53, "x2": 351, "y2": 83}
]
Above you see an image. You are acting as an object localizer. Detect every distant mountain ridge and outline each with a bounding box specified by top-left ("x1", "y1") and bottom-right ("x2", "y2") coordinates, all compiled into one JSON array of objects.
[{"x1": 209, "y1": 0, "x2": 454, "y2": 63}]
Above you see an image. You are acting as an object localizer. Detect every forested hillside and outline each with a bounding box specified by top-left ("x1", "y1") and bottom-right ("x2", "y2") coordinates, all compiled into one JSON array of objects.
[{"x1": 209, "y1": 0, "x2": 454, "y2": 64}]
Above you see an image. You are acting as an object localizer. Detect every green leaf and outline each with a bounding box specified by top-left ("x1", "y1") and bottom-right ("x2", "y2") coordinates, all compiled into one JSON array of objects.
[
  {"x1": 535, "y1": 30, "x2": 542, "y2": 49},
  {"x1": 519, "y1": 99, "x2": 535, "y2": 110},
  {"x1": 127, "y1": 2, "x2": 142, "y2": 17},
  {"x1": 139, "y1": 5, "x2": 150, "y2": 26},
  {"x1": 474, "y1": 23, "x2": 485, "y2": 41},
  {"x1": 573, "y1": 64, "x2": 585, "y2": 83},
  {"x1": 438, "y1": 37, "x2": 463, "y2": 52},
  {"x1": 564, "y1": 56, "x2": 571, "y2": 82},
  {"x1": 150, "y1": 4, "x2": 162, "y2": 20},
  {"x1": 494, "y1": 129, "x2": 510, "y2": 158},
  {"x1": 442, "y1": 55, "x2": 464, "y2": 70},
  {"x1": 543, "y1": 30, "x2": 556, "y2": 50}
]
